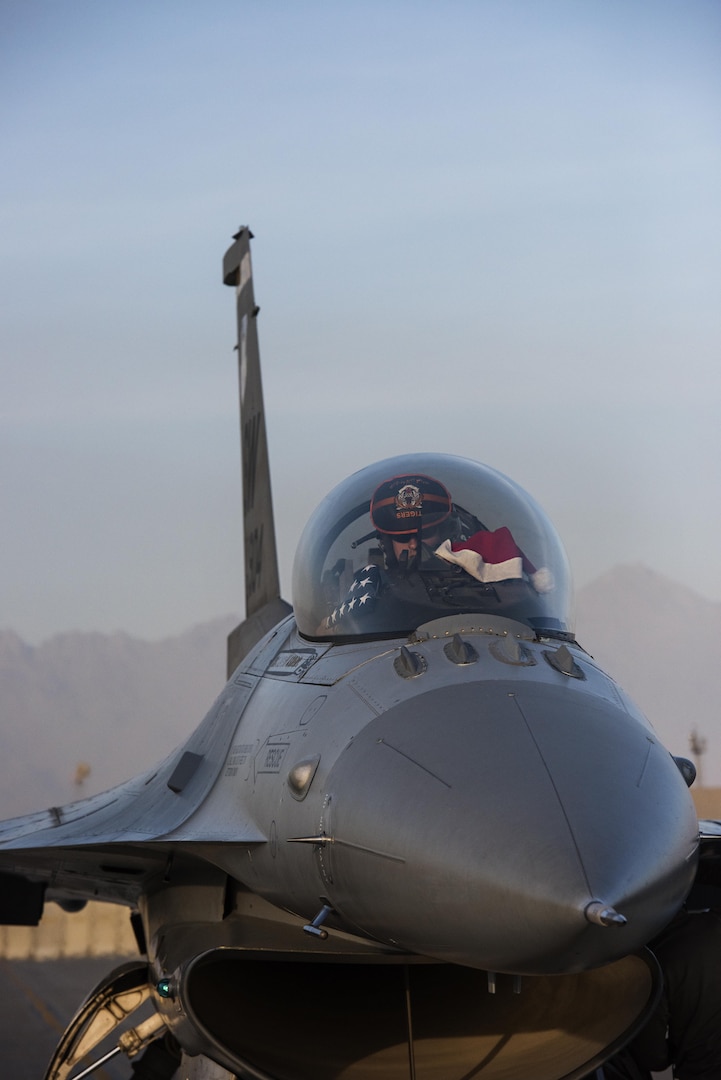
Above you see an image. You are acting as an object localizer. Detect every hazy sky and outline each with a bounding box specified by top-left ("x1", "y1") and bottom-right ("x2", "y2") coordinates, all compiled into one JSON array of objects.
[{"x1": 2, "y1": 0, "x2": 720, "y2": 643}]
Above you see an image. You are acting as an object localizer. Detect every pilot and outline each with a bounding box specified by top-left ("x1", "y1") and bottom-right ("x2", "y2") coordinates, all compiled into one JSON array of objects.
[
  {"x1": 323, "y1": 473, "x2": 556, "y2": 630},
  {"x1": 371, "y1": 473, "x2": 553, "y2": 592},
  {"x1": 322, "y1": 474, "x2": 453, "y2": 631},
  {"x1": 370, "y1": 474, "x2": 454, "y2": 569},
  {"x1": 322, "y1": 473, "x2": 552, "y2": 632}
]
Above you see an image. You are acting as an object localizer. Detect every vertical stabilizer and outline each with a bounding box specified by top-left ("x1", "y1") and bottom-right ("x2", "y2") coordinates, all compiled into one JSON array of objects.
[{"x1": 223, "y1": 227, "x2": 291, "y2": 675}]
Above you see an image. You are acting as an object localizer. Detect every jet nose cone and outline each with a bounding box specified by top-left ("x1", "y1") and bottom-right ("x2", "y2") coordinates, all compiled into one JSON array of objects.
[{"x1": 323, "y1": 681, "x2": 698, "y2": 974}]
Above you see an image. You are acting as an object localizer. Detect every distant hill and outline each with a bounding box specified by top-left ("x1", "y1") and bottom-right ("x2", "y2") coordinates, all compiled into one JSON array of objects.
[
  {"x1": 1, "y1": 564, "x2": 719, "y2": 820},
  {"x1": 0, "y1": 616, "x2": 236, "y2": 817},
  {"x1": 576, "y1": 564, "x2": 721, "y2": 786}
]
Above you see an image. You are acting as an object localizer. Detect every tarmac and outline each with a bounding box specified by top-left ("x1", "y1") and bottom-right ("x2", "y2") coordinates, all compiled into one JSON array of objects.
[{"x1": 0, "y1": 955, "x2": 131, "y2": 1079}]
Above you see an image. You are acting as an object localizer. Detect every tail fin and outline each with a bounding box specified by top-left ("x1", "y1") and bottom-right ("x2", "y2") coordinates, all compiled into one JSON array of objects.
[{"x1": 223, "y1": 227, "x2": 291, "y2": 675}]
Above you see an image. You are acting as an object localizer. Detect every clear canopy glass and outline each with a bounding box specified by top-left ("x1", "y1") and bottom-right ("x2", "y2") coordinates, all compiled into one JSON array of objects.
[{"x1": 293, "y1": 453, "x2": 574, "y2": 642}]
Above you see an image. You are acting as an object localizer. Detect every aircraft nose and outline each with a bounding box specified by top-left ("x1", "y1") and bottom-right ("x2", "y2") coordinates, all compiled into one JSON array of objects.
[{"x1": 322, "y1": 681, "x2": 698, "y2": 974}]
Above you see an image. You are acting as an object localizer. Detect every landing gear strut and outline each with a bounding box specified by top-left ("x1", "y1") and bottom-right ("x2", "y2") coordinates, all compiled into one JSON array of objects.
[{"x1": 44, "y1": 961, "x2": 171, "y2": 1080}]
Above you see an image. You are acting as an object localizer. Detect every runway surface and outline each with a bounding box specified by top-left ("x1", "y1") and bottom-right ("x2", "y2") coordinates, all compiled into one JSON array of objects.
[{"x1": 0, "y1": 956, "x2": 131, "y2": 1078}]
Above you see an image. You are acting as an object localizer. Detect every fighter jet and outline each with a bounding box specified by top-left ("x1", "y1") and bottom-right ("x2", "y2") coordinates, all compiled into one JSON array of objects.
[{"x1": 0, "y1": 227, "x2": 713, "y2": 1079}]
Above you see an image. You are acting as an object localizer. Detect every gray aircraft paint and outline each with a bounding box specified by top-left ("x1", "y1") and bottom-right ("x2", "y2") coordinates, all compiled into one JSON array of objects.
[{"x1": 0, "y1": 229, "x2": 714, "y2": 1080}]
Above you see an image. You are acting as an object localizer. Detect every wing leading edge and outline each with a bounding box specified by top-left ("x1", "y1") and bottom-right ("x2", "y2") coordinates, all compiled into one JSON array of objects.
[{"x1": 0, "y1": 675, "x2": 266, "y2": 919}]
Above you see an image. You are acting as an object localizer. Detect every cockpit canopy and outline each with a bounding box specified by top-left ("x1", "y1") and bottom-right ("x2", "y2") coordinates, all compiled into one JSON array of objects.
[{"x1": 293, "y1": 453, "x2": 573, "y2": 642}]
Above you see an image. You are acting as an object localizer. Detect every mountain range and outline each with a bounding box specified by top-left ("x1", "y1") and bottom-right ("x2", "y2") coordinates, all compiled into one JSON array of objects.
[
  {"x1": 1, "y1": 564, "x2": 719, "y2": 819},
  {"x1": 0, "y1": 616, "x2": 235, "y2": 817},
  {"x1": 575, "y1": 564, "x2": 720, "y2": 788}
]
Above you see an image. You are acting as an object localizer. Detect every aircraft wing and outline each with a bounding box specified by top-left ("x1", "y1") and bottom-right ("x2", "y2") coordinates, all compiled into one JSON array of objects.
[{"x1": 0, "y1": 675, "x2": 266, "y2": 920}]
